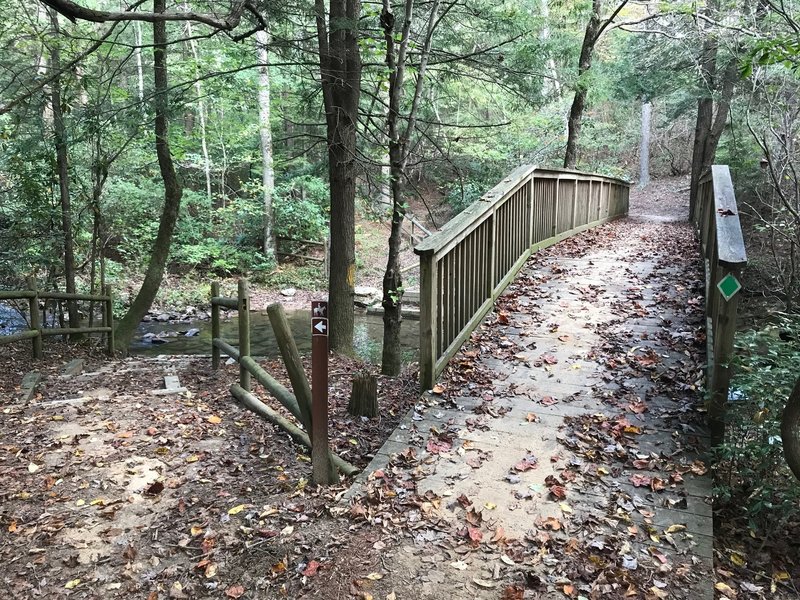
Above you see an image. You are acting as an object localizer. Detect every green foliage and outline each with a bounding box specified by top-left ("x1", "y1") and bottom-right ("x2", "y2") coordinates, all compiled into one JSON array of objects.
[{"x1": 714, "y1": 315, "x2": 800, "y2": 530}]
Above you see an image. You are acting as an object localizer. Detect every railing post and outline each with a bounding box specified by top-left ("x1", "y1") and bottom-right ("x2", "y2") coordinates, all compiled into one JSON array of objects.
[
  {"x1": 419, "y1": 253, "x2": 437, "y2": 390},
  {"x1": 211, "y1": 281, "x2": 220, "y2": 370},
  {"x1": 489, "y1": 208, "x2": 497, "y2": 296},
  {"x1": 587, "y1": 179, "x2": 593, "y2": 225},
  {"x1": 104, "y1": 284, "x2": 114, "y2": 356},
  {"x1": 570, "y1": 179, "x2": 578, "y2": 229},
  {"x1": 528, "y1": 175, "x2": 536, "y2": 247},
  {"x1": 709, "y1": 265, "x2": 741, "y2": 445},
  {"x1": 26, "y1": 277, "x2": 42, "y2": 359},
  {"x1": 238, "y1": 278, "x2": 251, "y2": 391},
  {"x1": 551, "y1": 177, "x2": 560, "y2": 237}
]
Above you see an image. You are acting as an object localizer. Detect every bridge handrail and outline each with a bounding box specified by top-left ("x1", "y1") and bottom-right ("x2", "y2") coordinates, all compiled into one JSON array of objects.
[
  {"x1": 415, "y1": 165, "x2": 631, "y2": 389},
  {"x1": 694, "y1": 165, "x2": 747, "y2": 444}
]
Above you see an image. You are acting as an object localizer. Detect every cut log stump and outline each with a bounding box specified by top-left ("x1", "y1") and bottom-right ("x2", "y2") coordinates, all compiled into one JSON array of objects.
[{"x1": 348, "y1": 373, "x2": 378, "y2": 418}]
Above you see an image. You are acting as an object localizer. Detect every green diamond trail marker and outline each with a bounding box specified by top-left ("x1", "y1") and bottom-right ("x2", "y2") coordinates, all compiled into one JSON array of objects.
[{"x1": 717, "y1": 273, "x2": 742, "y2": 301}]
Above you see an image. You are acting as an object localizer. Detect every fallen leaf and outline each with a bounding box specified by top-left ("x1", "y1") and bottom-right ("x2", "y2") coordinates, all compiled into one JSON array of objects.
[
  {"x1": 64, "y1": 579, "x2": 81, "y2": 590},
  {"x1": 27, "y1": 463, "x2": 39, "y2": 474},
  {"x1": 225, "y1": 585, "x2": 245, "y2": 598},
  {"x1": 715, "y1": 582, "x2": 737, "y2": 598},
  {"x1": 303, "y1": 561, "x2": 321, "y2": 577},
  {"x1": 365, "y1": 572, "x2": 383, "y2": 581},
  {"x1": 207, "y1": 415, "x2": 222, "y2": 424},
  {"x1": 227, "y1": 504, "x2": 247, "y2": 515}
]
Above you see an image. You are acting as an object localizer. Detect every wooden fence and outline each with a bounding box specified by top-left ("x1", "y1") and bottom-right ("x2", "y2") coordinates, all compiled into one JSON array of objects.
[
  {"x1": 414, "y1": 165, "x2": 631, "y2": 389},
  {"x1": 692, "y1": 165, "x2": 747, "y2": 444},
  {"x1": 0, "y1": 278, "x2": 114, "y2": 357}
]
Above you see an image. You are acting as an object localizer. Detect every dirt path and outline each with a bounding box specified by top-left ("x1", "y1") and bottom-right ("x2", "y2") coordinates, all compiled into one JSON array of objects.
[{"x1": 340, "y1": 177, "x2": 713, "y2": 599}]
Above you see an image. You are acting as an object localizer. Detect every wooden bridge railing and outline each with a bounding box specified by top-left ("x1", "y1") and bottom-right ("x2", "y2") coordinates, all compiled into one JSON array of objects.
[
  {"x1": 693, "y1": 165, "x2": 747, "y2": 444},
  {"x1": 0, "y1": 277, "x2": 114, "y2": 357},
  {"x1": 414, "y1": 165, "x2": 631, "y2": 389}
]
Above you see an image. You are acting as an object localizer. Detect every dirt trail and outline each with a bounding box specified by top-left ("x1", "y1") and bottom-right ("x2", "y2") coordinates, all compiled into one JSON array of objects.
[{"x1": 339, "y1": 177, "x2": 713, "y2": 599}]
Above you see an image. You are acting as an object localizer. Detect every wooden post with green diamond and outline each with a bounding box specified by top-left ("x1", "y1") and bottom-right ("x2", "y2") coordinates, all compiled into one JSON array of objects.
[
  {"x1": 709, "y1": 268, "x2": 742, "y2": 445},
  {"x1": 705, "y1": 165, "x2": 747, "y2": 446}
]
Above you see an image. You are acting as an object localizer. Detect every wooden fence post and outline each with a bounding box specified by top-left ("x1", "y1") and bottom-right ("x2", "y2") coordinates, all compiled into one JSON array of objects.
[
  {"x1": 708, "y1": 266, "x2": 740, "y2": 445},
  {"x1": 26, "y1": 277, "x2": 42, "y2": 359},
  {"x1": 419, "y1": 253, "x2": 437, "y2": 390},
  {"x1": 238, "y1": 278, "x2": 251, "y2": 391},
  {"x1": 104, "y1": 284, "x2": 115, "y2": 356},
  {"x1": 551, "y1": 177, "x2": 560, "y2": 237},
  {"x1": 571, "y1": 179, "x2": 578, "y2": 229},
  {"x1": 211, "y1": 281, "x2": 220, "y2": 370}
]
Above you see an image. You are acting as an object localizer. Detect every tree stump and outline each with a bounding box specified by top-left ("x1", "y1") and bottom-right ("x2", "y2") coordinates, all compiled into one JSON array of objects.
[{"x1": 348, "y1": 373, "x2": 378, "y2": 418}]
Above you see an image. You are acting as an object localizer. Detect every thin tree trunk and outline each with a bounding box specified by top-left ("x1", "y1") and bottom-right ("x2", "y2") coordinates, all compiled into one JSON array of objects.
[
  {"x1": 563, "y1": 0, "x2": 629, "y2": 168},
  {"x1": 316, "y1": 0, "x2": 361, "y2": 354},
  {"x1": 381, "y1": 0, "x2": 439, "y2": 376},
  {"x1": 256, "y1": 27, "x2": 275, "y2": 258},
  {"x1": 134, "y1": 21, "x2": 144, "y2": 103},
  {"x1": 639, "y1": 100, "x2": 652, "y2": 187},
  {"x1": 184, "y1": 13, "x2": 212, "y2": 203},
  {"x1": 114, "y1": 0, "x2": 183, "y2": 351},
  {"x1": 49, "y1": 10, "x2": 81, "y2": 335}
]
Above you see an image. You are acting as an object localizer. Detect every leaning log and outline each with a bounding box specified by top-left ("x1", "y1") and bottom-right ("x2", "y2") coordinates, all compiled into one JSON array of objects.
[{"x1": 230, "y1": 384, "x2": 358, "y2": 477}]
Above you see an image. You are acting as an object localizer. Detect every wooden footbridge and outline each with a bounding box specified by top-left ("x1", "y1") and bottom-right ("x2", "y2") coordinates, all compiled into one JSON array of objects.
[{"x1": 345, "y1": 165, "x2": 747, "y2": 598}]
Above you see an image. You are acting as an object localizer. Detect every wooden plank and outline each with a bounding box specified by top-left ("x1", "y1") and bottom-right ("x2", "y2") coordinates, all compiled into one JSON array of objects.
[
  {"x1": 0, "y1": 290, "x2": 36, "y2": 300},
  {"x1": 38, "y1": 291, "x2": 109, "y2": 302},
  {"x1": 104, "y1": 284, "x2": 114, "y2": 356},
  {"x1": 40, "y1": 327, "x2": 112, "y2": 336},
  {"x1": 19, "y1": 371, "x2": 41, "y2": 402},
  {"x1": 0, "y1": 330, "x2": 40, "y2": 345},
  {"x1": 211, "y1": 282, "x2": 221, "y2": 369},
  {"x1": 211, "y1": 296, "x2": 238, "y2": 310},
  {"x1": 238, "y1": 279, "x2": 251, "y2": 392},
  {"x1": 711, "y1": 165, "x2": 747, "y2": 267},
  {"x1": 418, "y1": 254, "x2": 437, "y2": 390}
]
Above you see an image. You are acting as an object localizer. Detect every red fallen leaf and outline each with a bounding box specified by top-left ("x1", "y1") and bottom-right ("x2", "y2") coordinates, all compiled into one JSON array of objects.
[
  {"x1": 426, "y1": 438, "x2": 452, "y2": 454},
  {"x1": 540, "y1": 516, "x2": 562, "y2": 530},
  {"x1": 432, "y1": 384, "x2": 445, "y2": 395},
  {"x1": 225, "y1": 585, "x2": 245, "y2": 598},
  {"x1": 542, "y1": 354, "x2": 558, "y2": 365},
  {"x1": 549, "y1": 485, "x2": 567, "y2": 500},
  {"x1": 632, "y1": 459, "x2": 652, "y2": 469},
  {"x1": 258, "y1": 529, "x2": 279, "y2": 538},
  {"x1": 502, "y1": 585, "x2": 524, "y2": 600},
  {"x1": 561, "y1": 470, "x2": 577, "y2": 483},
  {"x1": 467, "y1": 527, "x2": 483, "y2": 544},
  {"x1": 649, "y1": 547, "x2": 669, "y2": 564},
  {"x1": 302, "y1": 561, "x2": 321, "y2": 577},
  {"x1": 146, "y1": 427, "x2": 158, "y2": 435},
  {"x1": 690, "y1": 460, "x2": 708, "y2": 475},
  {"x1": 497, "y1": 312, "x2": 510, "y2": 325},
  {"x1": 670, "y1": 472, "x2": 684, "y2": 484},
  {"x1": 372, "y1": 469, "x2": 385, "y2": 479},
  {"x1": 630, "y1": 474, "x2": 652, "y2": 487},
  {"x1": 650, "y1": 478, "x2": 666, "y2": 492},
  {"x1": 466, "y1": 456, "x2": 484, "y2": 469},
  {"x1": 540, "y1": 395, "x2": 558, "y2": 406},
  {"x1": 457, "y1": 494, "x2": 472, "y2": 508},
  {"x1": 557, "y1": 334, "x2": 571, "y2": 342},
  {"x1": 514, "y1": 454, "x2": 538, "y2": 472}
]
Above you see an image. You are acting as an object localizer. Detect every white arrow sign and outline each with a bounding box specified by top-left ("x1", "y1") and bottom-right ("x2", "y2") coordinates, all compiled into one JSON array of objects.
[{"x1": 314, "y1": 320, "x2": 327, "y2": 334}]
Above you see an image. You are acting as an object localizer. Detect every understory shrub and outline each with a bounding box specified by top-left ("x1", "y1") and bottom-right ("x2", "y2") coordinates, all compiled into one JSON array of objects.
[{"x1": 714, "y1": 314, "x2": 800, "y2": 531}]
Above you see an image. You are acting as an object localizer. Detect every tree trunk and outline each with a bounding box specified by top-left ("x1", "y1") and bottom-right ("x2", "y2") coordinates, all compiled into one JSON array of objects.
[
  {"x1": 348, "y1": 372, "x2": 378, "y2": 417},
  {"x1": 316, "y1": 0, "x2": 362, "y2": 354},
  {"x1": 256, "y1": 27, "x2": 275, "y2": 258},
  {"x1": 564, "y1": 0, "x2": 602, "y2": 169},
  {"x1": 689, "y1": 41, "x2": 736, "y2": 219},
  {"x1": 639, "y1": 100, "x2": 652, "y2": 187},
  {"x1": 49, "y1": 10, "x2": 81, "y2": 336},
  {"x1": 134, "y1": 21, "x2": 144, "y2": 103},
  {"x1": 380, "y1": 0, "x2": 439, "y2": 376},
  {"x1": 184, "y1": 11, "x2": 212, "y2": 203},
  {"x1": 114, "y1": 0, "x2": 183, "y2": 351}
]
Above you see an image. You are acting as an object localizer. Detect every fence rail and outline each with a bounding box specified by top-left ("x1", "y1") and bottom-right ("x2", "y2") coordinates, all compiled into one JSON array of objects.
[
  {"x1": 415, "y1": 165, "x2": 630, "y2": 389},
  {"x1": 693, "y1": 165, "x2": 747, "y2": 444},
  {"x1": 0, "y1": 278, "x2": 114, "y2": 357}
]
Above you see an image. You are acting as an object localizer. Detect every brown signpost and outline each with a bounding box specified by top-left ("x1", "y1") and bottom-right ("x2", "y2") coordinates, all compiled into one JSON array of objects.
[{"x1": 311, "y1": 301, "x2": 335, "y2": 484}]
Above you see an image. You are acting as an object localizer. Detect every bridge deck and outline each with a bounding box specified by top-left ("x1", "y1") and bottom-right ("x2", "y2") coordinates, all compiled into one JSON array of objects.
[{"x1": 345, "y1": 180, "x2": 713, "y2": 599}]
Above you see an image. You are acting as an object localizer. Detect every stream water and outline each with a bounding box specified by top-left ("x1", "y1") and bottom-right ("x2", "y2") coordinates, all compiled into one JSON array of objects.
[
  {"x1": 2, "y1": 303, "x2": 419, "y2": 365},
  {"x1": 132, "y1": 309, "x2": 419, "y2": 364}
]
